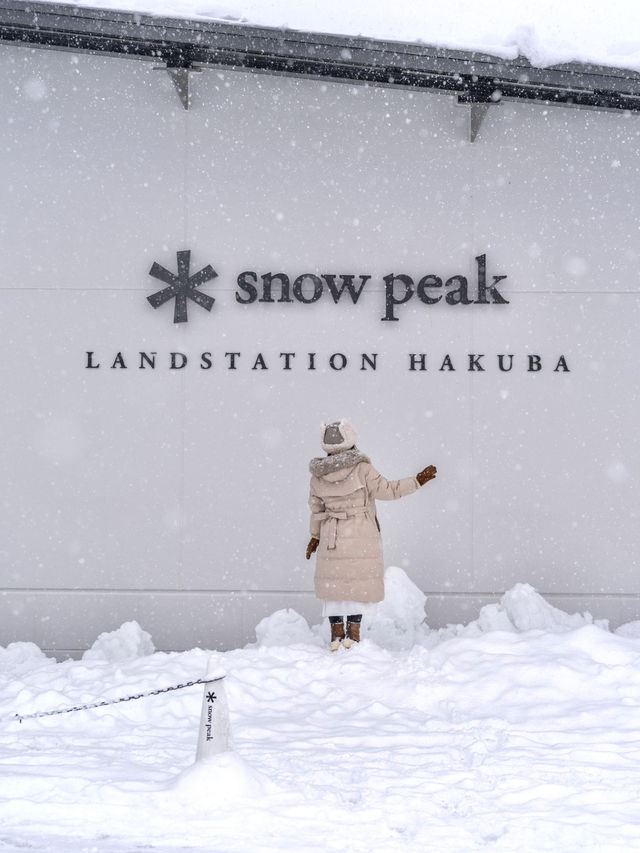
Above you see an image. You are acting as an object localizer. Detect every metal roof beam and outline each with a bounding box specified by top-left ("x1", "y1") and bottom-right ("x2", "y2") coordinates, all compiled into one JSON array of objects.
[{"x1": 2, "y1": 0, "x2": 640, "y2": 114}]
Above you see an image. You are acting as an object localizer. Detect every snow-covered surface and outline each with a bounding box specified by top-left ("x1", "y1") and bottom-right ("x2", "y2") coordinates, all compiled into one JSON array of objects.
[
  {"x1": 26, "y1": 0, "x2": 640, "y2": 73},
  {"x1": 3, "y1": 569, "x2": 640, "y2": 852}
]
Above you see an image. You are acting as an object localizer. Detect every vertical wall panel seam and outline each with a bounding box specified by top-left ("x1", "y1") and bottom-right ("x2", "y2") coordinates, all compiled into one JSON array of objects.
[
  {"x1": 179, "y1": 96, "x2": 190, "y2": 584},
  {"x1": 470, "y1": 126, "x2": 477, "y2": 593}
]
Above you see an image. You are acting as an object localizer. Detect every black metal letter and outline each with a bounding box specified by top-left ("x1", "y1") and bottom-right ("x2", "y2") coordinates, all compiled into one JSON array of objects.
[
  {"x1": 382, "y1": 274, "x2": 414, "y2": 321},
  {"x1": 475, "y1": 254, "x2": 509, "y2": 304},
  {"x1": 440, "y1": 355, "x2": 455, "y2": 371},
  {"x1": 528, "y1": 355, "x2": 542, "y2": 372},
  {"x1": 360, "y1": 353, "x2": 378, "y2": 371},
  {"x1": 171, "y1": 352, "x2": 187, "y2": 370},
  {"x1": 417, "y1": 275, "x2": 442, "y2": 305},
  {"x1": 236, "y1": 271, "x2": 259, "y2": 304},
  {"x1": 261, "y1": 272, "x2": 292, "y2": 303},
  {"x1": 409, "y1": 354, "x2": 427, "y2": 371},
  {"x1": 468, "y1": 354, "x2": 485, "y2": 371},
  {"x1": 445, "y1": 276, "x2": 473, "y2": 305},
  {"x1": 323, "y1": 274, "x2": 370, "y2": 304},
  {"x1": 293, "y1": 274, "x2": 323, "y2": 304}
]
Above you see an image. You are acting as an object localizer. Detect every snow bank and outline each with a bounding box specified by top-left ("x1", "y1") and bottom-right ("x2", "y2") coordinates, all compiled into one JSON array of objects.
[
  {"x1": 365, "y1": 564, "x2": 430, "y2": 649},
  {"x1": 0, "y1": 641, "x2": 52, "y2": 674},
  {"x1": 4, "y1": 575, "x2": 640, "y2": 851},
  {"x1": 82, "y1": 620, "x2": 155, "y2": 662},
  {"x1": 169, "y1": 751, "x2": 272, "y2": 803},
  {"x1": 253, "y1": 573, "x2": 606, "y2": 652},
  {"x1": 29, "y1": 0, "x2": 640, "y2": 74},
  {"x1": 615, "y1": 620, "x2": 640, "y2": 638},
  {"x1": 254, "y1": 608, "x2": 317, "y2": 647},
  {"x1": 254, "y1": 566, "x2": 429, "y2": 650},
  {"x1": 466, "y1": 582, "x2": 606, "y2": 635}
]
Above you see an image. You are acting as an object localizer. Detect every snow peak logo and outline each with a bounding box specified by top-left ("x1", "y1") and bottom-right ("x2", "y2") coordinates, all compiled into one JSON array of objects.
[
  {"x1": 147, "y1": 250, "x2": 217, "y2": 323},
  {"x1": 84, "y1": 249, "x2": 569, "y2": 373},
  {"x1": 145, "y1": 250, "x2": 508, "y2": 323},
  {"x1": 205, "y1": 692, "x2": 216, "y2": 741}
]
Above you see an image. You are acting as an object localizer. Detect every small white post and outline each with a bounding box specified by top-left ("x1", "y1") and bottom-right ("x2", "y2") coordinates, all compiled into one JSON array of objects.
[{"x1": 195, "y1": 659, "x2": 231, "y2": 761}]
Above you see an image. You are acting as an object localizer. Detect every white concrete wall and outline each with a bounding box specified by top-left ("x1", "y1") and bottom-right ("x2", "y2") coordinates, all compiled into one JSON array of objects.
[{"x1": 1, "y1": 43, "x2": 639, "y2": 655}]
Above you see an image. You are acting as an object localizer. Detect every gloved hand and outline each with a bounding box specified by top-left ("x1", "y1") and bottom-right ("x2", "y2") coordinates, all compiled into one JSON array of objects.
[
  {"x1": 416, "y1": 465, "x2": 437, "y2": 486},
  {"x1": 306, "y1": 537, "x2": 320, "y2": 560}
]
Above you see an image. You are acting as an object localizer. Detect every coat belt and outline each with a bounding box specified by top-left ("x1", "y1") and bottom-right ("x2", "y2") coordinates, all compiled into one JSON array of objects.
[{"x1": 313, "y1": 506, "x2": 369, "y2": 550}]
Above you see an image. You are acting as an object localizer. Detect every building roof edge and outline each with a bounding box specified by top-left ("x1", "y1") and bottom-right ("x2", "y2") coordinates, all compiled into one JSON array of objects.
[{"x1": 3, "y1": 0, "x2": 640, "y2": 110}]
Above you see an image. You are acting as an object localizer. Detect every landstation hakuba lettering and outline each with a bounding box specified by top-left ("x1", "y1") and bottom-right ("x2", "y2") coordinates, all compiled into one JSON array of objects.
[{"x1": 85, "y1": 352, "x2": 570, "y2": 372}]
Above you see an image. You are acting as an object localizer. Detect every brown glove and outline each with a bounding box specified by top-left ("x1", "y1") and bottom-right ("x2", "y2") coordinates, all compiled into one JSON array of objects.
[
  {"x1": 416, "y1": 465, "x2": 437, "y2": 486},
  {"x1": 306, "y1": 537, "x2": 320, "y2": 560}
]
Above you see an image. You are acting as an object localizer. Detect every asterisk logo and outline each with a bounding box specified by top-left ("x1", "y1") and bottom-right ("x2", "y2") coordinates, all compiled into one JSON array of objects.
[
  {"x1": 206, "y1": 692, "x2": 217, "y2": 702},
  {"x1": 147, "y1": 250, "x2": 217, "y2": 323}
]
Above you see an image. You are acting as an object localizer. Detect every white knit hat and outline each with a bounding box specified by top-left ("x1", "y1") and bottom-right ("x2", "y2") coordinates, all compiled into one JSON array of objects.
[{"x1": 321, "y1": 420, "x2": 358, "y2": 454}]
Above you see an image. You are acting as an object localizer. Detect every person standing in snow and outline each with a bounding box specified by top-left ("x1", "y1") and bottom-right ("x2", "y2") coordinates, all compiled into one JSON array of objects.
[{"x1": 306, "y1": 420, "x2": 436, "y2": 651}]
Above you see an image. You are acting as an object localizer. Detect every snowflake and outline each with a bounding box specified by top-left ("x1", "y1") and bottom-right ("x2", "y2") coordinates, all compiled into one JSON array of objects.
[{"x1": 147, "y1": 250, "x2": 218, "y2": 323}]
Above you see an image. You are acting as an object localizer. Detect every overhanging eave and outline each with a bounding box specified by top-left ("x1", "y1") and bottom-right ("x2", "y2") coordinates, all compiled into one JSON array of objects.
[{"x1": 2, "y1": 0, "x2": 640, "y2": 115}]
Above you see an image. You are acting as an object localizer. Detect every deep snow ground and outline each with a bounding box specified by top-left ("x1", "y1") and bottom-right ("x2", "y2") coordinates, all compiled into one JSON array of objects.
[{"x1": 2, "y1": 571, "x2": 640, "y2": 852}]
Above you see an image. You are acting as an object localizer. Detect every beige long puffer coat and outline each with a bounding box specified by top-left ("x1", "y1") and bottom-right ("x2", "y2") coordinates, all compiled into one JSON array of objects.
[{"x1": 309, "y1": 449, "x2": 419, "y2": 603}]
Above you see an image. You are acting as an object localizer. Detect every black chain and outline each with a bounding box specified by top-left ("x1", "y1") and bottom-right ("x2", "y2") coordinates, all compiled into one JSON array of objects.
[{"x1": 13, "y1": 675, "x2": 225, "y2": 724}]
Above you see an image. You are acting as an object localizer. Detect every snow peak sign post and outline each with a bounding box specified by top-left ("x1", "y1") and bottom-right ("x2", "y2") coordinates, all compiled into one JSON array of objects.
[{"x1": 196, "y1": 669, "x2": 231, "y2": 761}]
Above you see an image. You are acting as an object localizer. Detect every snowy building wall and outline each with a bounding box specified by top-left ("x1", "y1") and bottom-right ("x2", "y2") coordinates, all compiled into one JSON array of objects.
[{"x1": 1, "y1": 41, "x2": 639, "y2": 655}]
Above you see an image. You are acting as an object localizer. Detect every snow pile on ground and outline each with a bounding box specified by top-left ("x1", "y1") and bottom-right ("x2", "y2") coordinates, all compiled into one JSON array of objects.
[
  {"x1": 254, "y1": 607, "x2": 317, "y2": 647},
  {"x1": 365, "y1": 564, "x2": 430, "y2": 648},
  {"x1": 254, "y1": 565, "x2": 430, "y2": 651},
  {"x1": 460, "y1": 582, "x2": 607, "y2": 636},
  {"x1": 171, "y1": 750, "x2": 273, "y2": 803},
  {"x1": 0, "y1": 640, "x2": 52, "y2": 674},
  {"x1": 615, "y1": 620, "x2": 640, "y2": 639},
  {"x1": 82, "y1": 620, "x2": 155, "y2": 662},
  {"x1": 29, "y1": 0, "x2": 640, "y2": 74},
  {"x1": 3, "y1": 569, "x2": 640, "y2": 852}
]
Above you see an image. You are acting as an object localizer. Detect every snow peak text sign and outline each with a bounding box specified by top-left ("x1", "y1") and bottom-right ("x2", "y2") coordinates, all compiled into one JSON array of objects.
[
  {"x1": 146, "y1": 251, "x2": 508, "y2": 324},
  {"x1": 85, "y1": 351, "x2": 570, "y2": 372}
]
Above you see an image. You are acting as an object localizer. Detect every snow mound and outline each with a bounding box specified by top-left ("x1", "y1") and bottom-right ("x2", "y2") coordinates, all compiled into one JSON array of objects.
[
  {"x1": 473, "y1": 583, "x2": 600, "y2": 635},
  {"x1": 254, "y1": 608, "x2": 316, "y2": 646},
  {"x1": 615, "y1": 621, "x2": 640, "y2": 639},
  {"x1": 82, "y1": 620, "x2": 155, "y2": 662},
  {"x1": 169, "y1": 751, "x2": 271, "y2": 803},
  {"x1": 253, "y1": 568, "x2": 427, "y2": 649},
  {"x1": 252, "y1": 576, "x2": 612, "y2": 652},
  {"x1": 0, "y1": 641, "x2": 52, "y2": 676},
  {"x1": 366, "y1": 566, "x2": 429, "y2": 649},
  {"x1": 8, "y1": 584, "x2": 640, "y2": 850}
]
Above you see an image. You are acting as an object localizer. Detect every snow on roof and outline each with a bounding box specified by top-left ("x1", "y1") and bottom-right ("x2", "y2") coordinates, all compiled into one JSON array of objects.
[{"x1": 21, "y1": 0, "x2": 640, "y2": 73}]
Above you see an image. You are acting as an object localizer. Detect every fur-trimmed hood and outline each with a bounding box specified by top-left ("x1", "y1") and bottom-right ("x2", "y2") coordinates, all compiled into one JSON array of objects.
[{"x1": 309, "y1": 448, "x2": 370, "y2": 478}]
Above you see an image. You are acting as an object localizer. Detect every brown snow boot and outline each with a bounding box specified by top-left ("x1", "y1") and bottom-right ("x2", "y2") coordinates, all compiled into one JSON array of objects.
[
  {"x1": 343, "y1": 620, "x2": 361, "y2": 649},
  {"x1": 329, "y1": 619, "x2": 345, "y2": 652}
]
